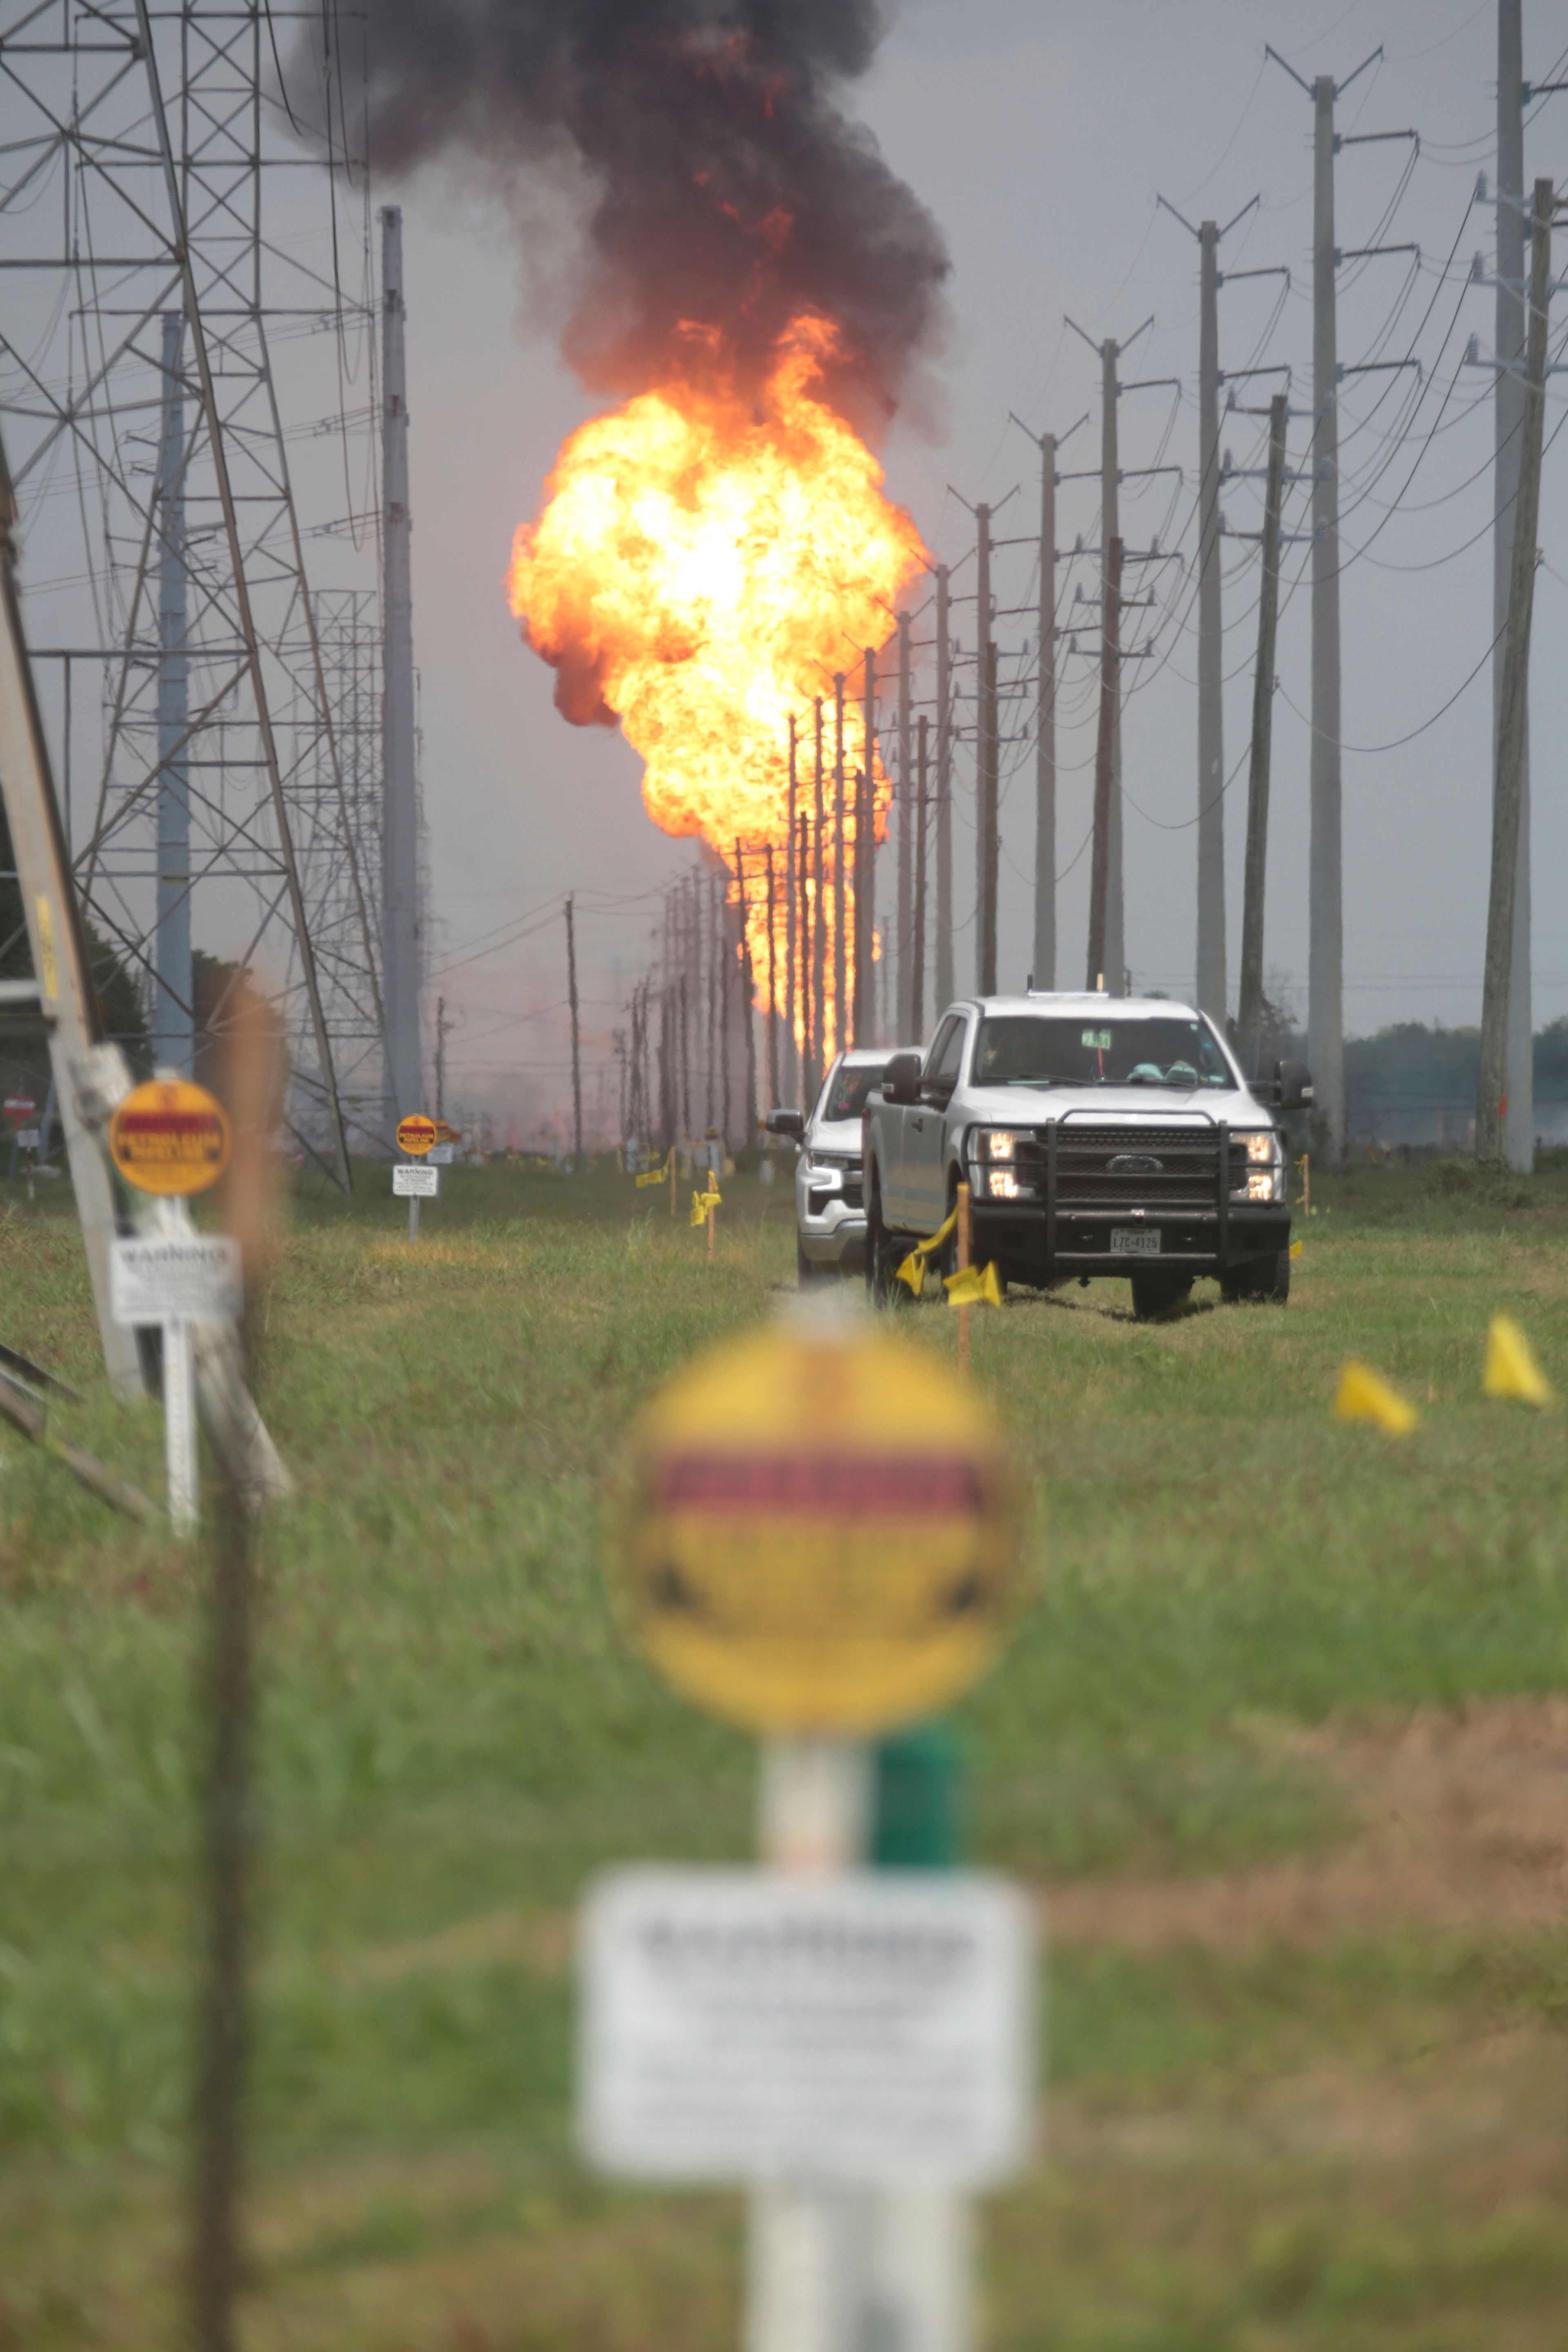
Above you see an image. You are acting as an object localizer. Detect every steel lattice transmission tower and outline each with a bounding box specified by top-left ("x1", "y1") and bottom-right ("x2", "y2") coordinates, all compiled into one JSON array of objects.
[{"x1": 0, "y1": 0, "x2": 388, "y2": 1185}]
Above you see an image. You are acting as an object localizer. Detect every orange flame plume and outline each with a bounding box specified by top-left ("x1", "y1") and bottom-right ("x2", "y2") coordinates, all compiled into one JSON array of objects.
[{"x1": 507, "y1": 313, "x2": 927, "y2": 1055}]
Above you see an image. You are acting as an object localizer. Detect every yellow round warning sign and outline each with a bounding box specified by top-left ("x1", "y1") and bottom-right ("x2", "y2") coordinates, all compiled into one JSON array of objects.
[
  {"x1": 610, "y1": 1316, "x2": 1022, "y2": 1735},
  {"x1": 108, "y1": 1077, "x2": 232, "y2": 1197},
  {"x1": 396, "y1": 1114, "x2": 438, "y2": 1156}
]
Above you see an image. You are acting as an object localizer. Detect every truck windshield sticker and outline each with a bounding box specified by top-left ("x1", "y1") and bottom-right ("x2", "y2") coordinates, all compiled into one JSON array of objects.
[{"x1": 1081, "y1": 1029, "x2": 1111, "y2": 1049}]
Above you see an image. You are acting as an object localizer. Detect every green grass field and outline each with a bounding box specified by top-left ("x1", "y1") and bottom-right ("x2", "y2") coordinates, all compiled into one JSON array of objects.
[{"x1": 4, "y1": 1153, "x2": 1568, "y2": 2349}]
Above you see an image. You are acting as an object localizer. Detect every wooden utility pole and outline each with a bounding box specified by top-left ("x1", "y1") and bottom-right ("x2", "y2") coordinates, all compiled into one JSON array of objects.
[
  {"x1": 798, "y1": 810, "x2": 814, "y2": 1102},
  {"x1": 1237, "y1": 395, "x2": 1287, "y2": 1076},
  {"x1": 1087, "y1": 539, "x2": 1123, "y2": 989},
  {"x1": 812, "y1": 699, "x2": 826, "y2": 1091},
  {"x1": 1195, "y1": 218, "x2": 1227, "y2": 1022},
  {"x1": 565, "y1": 896, "x2": 583, "y2": 1165},
  {"x1": 978, "y1": 642, "x2": 1000, "y2": 994},
  {"x1": 1493, "y1": 0, "x2": 1534, "y2": 1167},
  {"x1": 935, "y1": 564, "x2": 954, "y2": 1010},
  {"x1": 0, "y1": 432, "x2": 140, "y2": 1393},
  {"x1": 1310, "y1": 74, "x2": 1345, "y2": 1157},
  {"x1": 381, "y1": 207, "x2": 422, "y2": 1153},
  {"x1": 764, "y1": 843, "x2": 779, "y2": 1109},
  {"x1": 717, "y1": 868, "x2": 731, "y2": 1151},
  {"x1": 973, "y1": 504, "x2": 992, "y2": 994},
  {"x1": 1034, "y1": 432, "x2": 1056, "y2": 989},
  {"x1": 734, "y1": 840, "x2": 754, "y2": 1146},
  {"x1": 895, "y1": 612, "x2": 912, "y2": 1035},
  {"x1": 832, "y1": 673, "x2": 846, "y2": 1063},
  {"x1": 858, "y1": 645, "x2": 876, "y2": 1045},
  {"x1": 434, "y1": 995, "x2": 448, "y2": 1122},
  {"x1": 1099, "y1": 340, "x2": 1125, "y2": 989},
  {"x1": 785, "y1": 716, "x2": 798, "y2": 1099},
  {"x1": 1478, "y1": 178, "x2": 1553, "y2": 1165},
  {"x1": 913, "y1": 713, "x2": 929, "y2": 1039}
]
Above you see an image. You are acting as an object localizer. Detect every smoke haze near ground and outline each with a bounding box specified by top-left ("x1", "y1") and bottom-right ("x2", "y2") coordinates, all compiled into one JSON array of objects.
[{"x1": 298, "y1": 0, "x2": 949, "y2": 430}]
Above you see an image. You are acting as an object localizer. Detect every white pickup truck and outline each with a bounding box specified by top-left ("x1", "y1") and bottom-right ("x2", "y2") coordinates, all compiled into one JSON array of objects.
[{"x1": 861, "y1": 992, "x2": 1312, "y2": 1318}]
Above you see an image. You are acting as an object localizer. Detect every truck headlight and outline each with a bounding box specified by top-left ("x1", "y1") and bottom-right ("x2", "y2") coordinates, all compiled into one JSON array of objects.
[
  {"x1": 973, "y1": 1129, "x2": 1025, "y2": 1161},
  {"x1": 1234, "y1": 1130, "x2": 1282, "y2": 1201},
  {"x1": 987, "y1": 1169, "x2": 1021, "y2": 1200}
]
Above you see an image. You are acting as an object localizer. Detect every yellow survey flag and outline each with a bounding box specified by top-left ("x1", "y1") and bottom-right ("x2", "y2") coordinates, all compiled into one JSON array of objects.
[
  {"x1": 690, "y1": 1187, "x2": 721, "y2": 1227},
  {"x1": 1483, "y1": 1314, "x2": 1554, "y2": 1406},
  {"x1": 1290, "y1": 1240, "x2": 1303, "y2": 1260},
  {"x1": 894, "y1": 1204, "x2": 960, "y2": 1297},
  {"x1": 636, "y1": 1150, "x2": 674, "y2": 1189},
  {"x1": 944, "y1": 1261, "x2": 1004, "y2": 1309},
  {"x1": 1334, "y1": 1359, "x2": 1419, "y2": 1437}
]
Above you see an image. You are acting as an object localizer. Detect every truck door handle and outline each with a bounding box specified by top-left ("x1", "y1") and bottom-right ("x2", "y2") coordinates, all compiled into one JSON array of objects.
[{"x1": 911, "y1": 1116, "x2": 924, "y2": 1132}]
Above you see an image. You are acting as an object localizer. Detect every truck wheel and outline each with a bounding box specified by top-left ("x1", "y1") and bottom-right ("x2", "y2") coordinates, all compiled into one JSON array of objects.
[
  {"x1": 1222, "y1": 1251, "x2": 1290, "y2": 1305},
  {"x1": 864, "y1": 1177, "x2": 902, "y2": 1309},
  {"x1": 1130, "y1": 1271, "x2": 1193, "y2": 1321}
]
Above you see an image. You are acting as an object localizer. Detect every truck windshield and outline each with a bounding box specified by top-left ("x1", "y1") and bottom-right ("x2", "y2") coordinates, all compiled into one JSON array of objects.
[
  {"x1": 973, "y1": 1016, "x2": 1234, "y2": 1091},
  {"x1": 818, "y1": 1062, "x2": 886, "y2": 1121}
]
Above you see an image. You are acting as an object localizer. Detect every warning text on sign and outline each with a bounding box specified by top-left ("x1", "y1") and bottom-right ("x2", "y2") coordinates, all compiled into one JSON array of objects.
[
  {"x1": 110, "y1": 1235, "x2": 243, "y2": 1325},
  {"x1": 579, "y1": 1868, "x2": 1036, "y2": 2187}
]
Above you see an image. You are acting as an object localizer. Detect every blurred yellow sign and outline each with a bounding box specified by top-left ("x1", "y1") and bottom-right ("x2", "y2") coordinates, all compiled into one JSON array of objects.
[
  {"x1": 109, "y1": 1078, "x2": 231, "y2": 1197},
  {"x1": 396, "y1": 1114, "x2": 438, "y2": 1156},
  {"x1": 610, "y1": 1316, "x2": 1021, "y2": 1735}
]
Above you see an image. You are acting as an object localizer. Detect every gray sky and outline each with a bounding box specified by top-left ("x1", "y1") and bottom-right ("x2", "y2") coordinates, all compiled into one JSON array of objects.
[
  {"x1": 13, "y1": 0, "x2": 1567, "y2": 1143},
  {"x1": 391, "y1": 0, "x2": 1568, "y2": 1138}
]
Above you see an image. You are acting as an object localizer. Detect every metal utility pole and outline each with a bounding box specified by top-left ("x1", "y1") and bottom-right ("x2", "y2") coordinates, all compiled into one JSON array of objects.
[
  {"x1": 913, "y1": 713, "x2": 929, "y2": 1038},
  {"x1": 154, "y1": 311, "x2": 193, "y2": 1077},
  {"x1": 1196, "y1": 218, "x2": 1225, "y2": 1022},
  {"x1": 1478, "y1": 179, "x2": 1553, "y2": 1165},
  {"x1": 4, "y1": 5, "x2": 372, "y2": 1178},
  {"x1": 1309, "y1": 78, "x2": 1343, "y2": 1157},
  {"x1": 1494, "y1": 1, "x2": 1534, "y2": 1168},
  {"x1": 381, "y1": 206, "x2": 422, "y2": 1140},
  {"x1": 1238, "y1": 395, "x2": 1288, "y2": 1075},
  {"x1": 1035, "y1": 436, "x2": 1056, "y2": 989},
  {"x1": 856, "y1": 647, "x2": 876, "y2": 1046},
  {"x1": 1265, "y1": 44, "x2": 1391, "y2": 1156},
  {"x1": 1155, "y1": 195, "x2": 1262, "y2": 1022},
  {"x1": 973, "y1": 505, "x2": 993, "y2": 994},
  {"x1": 1087, "y1": 540, "x2": 1123, "y2": 989},
  {"x1": 896, "y1": 612, "x2": 913, "y2": 1036},
  {"x1": 1100, "y1": 346, "x2": 1125, "y2": 989},
  {"x1": 435, "y1": 996, "x2": 450, "y2": 1123},
  {"x1": 833, "y1": 673, "x2": 847, "y2": 1061},
  {"x1": 566, "y1": 895, "x2": 583, "y2": 1165}
]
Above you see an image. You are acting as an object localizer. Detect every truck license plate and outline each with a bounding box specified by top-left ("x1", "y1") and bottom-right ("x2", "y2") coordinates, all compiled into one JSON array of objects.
[{"x1": 1110, "y1": 1227, "x2": 1160, "y2": 1256}]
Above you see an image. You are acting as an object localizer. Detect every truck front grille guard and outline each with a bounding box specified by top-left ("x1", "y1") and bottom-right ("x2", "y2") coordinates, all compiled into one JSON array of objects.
[{"x1": 1030, "y1": 1111, "x2": 1238, "y2": 1278}]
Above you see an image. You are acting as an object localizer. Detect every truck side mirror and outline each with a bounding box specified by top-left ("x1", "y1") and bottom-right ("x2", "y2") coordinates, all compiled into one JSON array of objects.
[
  {"x1": 766, "y1": 1107, "x2": 805, "y2": 1141},
  {"x1": 1276, "y1": 1058, "x2": 1314, "y2": 1113},
  {"x1": 881, "y1": 1051, "x2": 923, "y2": 1107}
]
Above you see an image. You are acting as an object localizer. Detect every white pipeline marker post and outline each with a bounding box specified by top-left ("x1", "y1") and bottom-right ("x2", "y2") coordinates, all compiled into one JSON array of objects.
[
  {"x1": 110, "y1": 1213, "x2": 243, "y2": 1532},
  {"x1": 579, "y1": 1766, "x2": 1034, "y2": 2352},
  {"x1": 393, "y1": 1158, "x2": 438, "y2": 1241}
]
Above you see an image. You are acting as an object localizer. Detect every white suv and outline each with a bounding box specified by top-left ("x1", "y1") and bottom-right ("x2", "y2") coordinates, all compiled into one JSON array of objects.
[{"x1": 766, "y1": 1049, "x2": 891, "y2": 1285}]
